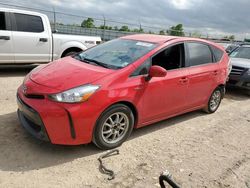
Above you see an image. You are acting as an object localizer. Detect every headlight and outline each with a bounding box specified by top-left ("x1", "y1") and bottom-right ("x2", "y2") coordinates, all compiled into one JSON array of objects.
[{"x1": 48, "y1": 85, "x2": 100, "y2": 103}]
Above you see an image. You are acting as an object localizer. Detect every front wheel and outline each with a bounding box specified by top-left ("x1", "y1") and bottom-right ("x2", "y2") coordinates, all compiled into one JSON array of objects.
[
  {"x1": 204, "y1": 88, "x2": 222, "y2": 114},
  {"x1": 93, "y1": 104, "x2": 134, "y2": 150}
]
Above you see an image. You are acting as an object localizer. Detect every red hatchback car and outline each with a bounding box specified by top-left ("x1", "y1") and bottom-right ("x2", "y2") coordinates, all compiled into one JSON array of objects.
[{"x1": 17, "y1": 34, "x2": 230, "y2": 149}]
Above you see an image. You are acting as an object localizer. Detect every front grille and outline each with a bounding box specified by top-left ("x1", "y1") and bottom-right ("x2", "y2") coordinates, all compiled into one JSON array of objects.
[
  {"x1": 25, "y1": 94, "x2": 45, "y2": 99},
  {"x1": 23, "y1": 115, "x2": 41, "y2": 132},
  {"x1": 230, "y1": 66, "x2": 246, "y2": 76}
]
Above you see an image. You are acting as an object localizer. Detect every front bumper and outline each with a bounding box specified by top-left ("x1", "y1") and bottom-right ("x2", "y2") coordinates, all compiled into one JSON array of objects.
[
  {"x1": 17, "y1": 95, "x2": 49, "y2": 142},
  {"x1": 228, "y1": 78, "x2": 250, "y2": 90},
  {"x1": 228, "y1": 68, "x2": 250, "y2": 90},
  {"x1": 16, "y1": 80, "x2": 104, "y2": 145}
]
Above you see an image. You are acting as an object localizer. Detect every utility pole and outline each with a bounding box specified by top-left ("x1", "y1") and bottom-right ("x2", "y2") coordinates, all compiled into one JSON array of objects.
[
  {"x1": 102, "y1": 15, "x2": 106, "y2": 41},
  {"x1": 53, "y1": 6, "x2": 56, "y2": 32},
  {"x1": 138, "y1": 18, "x2": 142, "y2": 32}
]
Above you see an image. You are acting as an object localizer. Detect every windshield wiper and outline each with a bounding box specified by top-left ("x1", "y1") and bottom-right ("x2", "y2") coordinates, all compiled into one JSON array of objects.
[{"x1": 82, "y1": 58, "x2": 110, "y2": 69}]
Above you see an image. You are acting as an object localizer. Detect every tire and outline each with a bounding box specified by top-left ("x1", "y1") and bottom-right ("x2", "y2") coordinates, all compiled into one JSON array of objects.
[
  {"x1": 204, "y1": 87, "x2": 223, "y2": 114},
  {"x1": 93, "y1": 104, "x2": 134, "y2": 150},
  {"x1": 63, "y1": 51, "x2": 78, "y2": 57}
]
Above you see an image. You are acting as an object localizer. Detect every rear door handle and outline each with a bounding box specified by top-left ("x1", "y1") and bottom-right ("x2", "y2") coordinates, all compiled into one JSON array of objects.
[
  {"x1": 179, "y1": 77, "x2": 188, "y2": 84},
  {"x1": 39, "y1": 38, "x2": 48, "y2": 42},
  {"x1": 212, "y1": 70, "x2": 219, "y2": 76},
  {"x1": 0, "y1": 36, "x2": 10, "y2": 40}
]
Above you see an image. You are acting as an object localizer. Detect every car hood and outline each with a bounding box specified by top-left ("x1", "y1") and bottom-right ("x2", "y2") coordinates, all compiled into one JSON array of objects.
[
  {"x1": 30, "y1": 57, "x2": 114, "y2": 91},
  {"x1": 230, "y1": 58, "x2": 250, "y2": 69}
]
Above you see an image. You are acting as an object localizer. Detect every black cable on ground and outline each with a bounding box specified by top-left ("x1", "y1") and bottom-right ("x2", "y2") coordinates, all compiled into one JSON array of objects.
[
  {"x1": 98, "y1": 149, "x2": 119, "y2": 180},
  {"x1": 159, "y1": 170, "x2": 181, "y2": 188}
]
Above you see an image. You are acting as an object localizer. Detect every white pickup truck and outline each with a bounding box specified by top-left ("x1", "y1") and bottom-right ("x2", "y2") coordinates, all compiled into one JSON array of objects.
[{"x1": 0, "y1": 8, "x2": 101, "y2": 64}]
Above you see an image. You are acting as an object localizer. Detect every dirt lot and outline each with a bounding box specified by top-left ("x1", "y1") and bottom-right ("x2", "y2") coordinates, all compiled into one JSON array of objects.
[{"x1": 0, "y1": 66, "x2": 250, "y2": 188}]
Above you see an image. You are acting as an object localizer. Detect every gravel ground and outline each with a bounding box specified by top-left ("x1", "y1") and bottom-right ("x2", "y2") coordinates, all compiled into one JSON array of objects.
[{"x1": 0, "y1": 66, "x2": 250, "y2": 188}]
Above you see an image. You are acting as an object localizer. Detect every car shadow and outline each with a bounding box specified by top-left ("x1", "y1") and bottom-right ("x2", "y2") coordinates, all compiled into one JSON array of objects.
[
  {"x1": 0, "y1": 65, "x2": 38, "y2": 77},
  {"x1": 130, "y1": 110, "x2": 206, "y2": 140},
  {"x1": 0, "y1": 110, "x2": 207, "y2": 172},
  {"x1": 225, "y1": 87, "x2": 249, "y2": 101},
  {"x1": 0, "y1": 112, "x2": 101, "y2": 172},
  {"x1": 0, "y1": 86, "x2": 248, "y2": 172}
]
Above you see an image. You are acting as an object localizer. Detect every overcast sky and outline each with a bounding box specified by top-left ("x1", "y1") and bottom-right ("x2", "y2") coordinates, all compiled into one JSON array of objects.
[{"x1": 2, "y1": 0, "x2": 250, "y2": 39}]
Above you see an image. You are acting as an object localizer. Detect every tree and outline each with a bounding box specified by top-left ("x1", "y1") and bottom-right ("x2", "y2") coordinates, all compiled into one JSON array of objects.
[
  {"x1": 228, "y1": 35, "x2": 235, "y2": 41},
  {"x1": 244, "y1": 38, "x2": 250, "y2": 42},
  {"x1": 99, "y1": 25, "x2": 112, "y2": 30},
  {"x1": 159, "y1": 30, "x2": 165, "y2": 35},
  {"x1": 81, "y1": 18, "x2": 95, "y2": 28},
  {"x1": 191, "y1": 31, "x2": 202, "y2": 38},
  {"x1": 132, "y1": 28, "x2": 144, "y2": 33},
  {"x1": 119, "y1": 25, "x2": 130, "y2": 32},
  {"x1": 168, "y1": 24, "x2": 184, "y2": 36},
  {"x1": 223, "y1": 35, "x2": 235, "y2": 41}
]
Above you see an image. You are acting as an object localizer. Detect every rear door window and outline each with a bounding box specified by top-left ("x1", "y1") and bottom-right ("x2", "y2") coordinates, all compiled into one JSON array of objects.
[
  {"x1": 0, "y1": 12, "x2": 6, "y2": 30},
  {"x1": 187, "y1": 42, "x2": 213, "y2": 66},
  {"x1": 13, "y1": 13, "x2": 44, "y2": 33}
]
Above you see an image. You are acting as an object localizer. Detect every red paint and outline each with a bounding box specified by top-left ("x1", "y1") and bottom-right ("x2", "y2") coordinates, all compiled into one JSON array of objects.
[{"x1": 17, "y1": 34, "x2": 229, "y2": 145}]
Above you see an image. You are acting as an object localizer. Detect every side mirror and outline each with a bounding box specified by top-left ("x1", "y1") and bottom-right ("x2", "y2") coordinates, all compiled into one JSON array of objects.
[{"x1": 148, "y1": 65, "x2": 167, "y2": 79}]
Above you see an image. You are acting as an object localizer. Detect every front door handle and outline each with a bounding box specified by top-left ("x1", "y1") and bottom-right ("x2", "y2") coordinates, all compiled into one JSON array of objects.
[
  {"x1": 0, "y1": 36, "x2": 10, "y2": 40},
  {"x1": 134, "y1": 85, "x2": 144, "y2": 90},
  {"x1": 39, "y1": 38, "x2": 48, "y2": 42}
]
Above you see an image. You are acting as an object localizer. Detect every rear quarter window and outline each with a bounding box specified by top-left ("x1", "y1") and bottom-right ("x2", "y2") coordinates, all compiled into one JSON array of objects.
[{"x1": 211, "y1": 46, "x2": 224, "y2": 62}]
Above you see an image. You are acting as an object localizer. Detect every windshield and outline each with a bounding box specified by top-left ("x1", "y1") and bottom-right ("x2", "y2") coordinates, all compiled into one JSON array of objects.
[
  {"x1": 74, "y1": 39, "x2": 157, "y2": 69},
  {"x1": 230, "y1": 46, "x2": 250, "y2": 59}
]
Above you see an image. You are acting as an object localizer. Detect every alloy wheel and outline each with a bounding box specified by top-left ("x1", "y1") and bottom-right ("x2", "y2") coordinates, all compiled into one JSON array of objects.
[{"x1": 101, "y1": 112, "x2": 129, "y2": 144}]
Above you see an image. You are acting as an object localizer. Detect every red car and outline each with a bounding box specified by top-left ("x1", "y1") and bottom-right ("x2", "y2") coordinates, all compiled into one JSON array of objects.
[{"x1": 17, "y1": 34, "x2": 230, "y2": 149}]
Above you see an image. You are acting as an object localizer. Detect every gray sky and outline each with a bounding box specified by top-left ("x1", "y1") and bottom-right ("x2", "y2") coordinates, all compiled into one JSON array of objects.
[{"x1": 2, "y1": 0, "x2": 250, "y2": 39}]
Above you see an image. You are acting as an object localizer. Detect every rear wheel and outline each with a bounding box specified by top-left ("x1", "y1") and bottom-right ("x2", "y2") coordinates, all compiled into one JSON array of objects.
[
  {"x1": 93, "y1": 104, "x2": 134, "y2": 150},
  {"x1": 63, "y1": 51, "x2": 78, "y2": 57},
  {"x1": 204, "y1": 88, "x2": 222, "y2": 114}
]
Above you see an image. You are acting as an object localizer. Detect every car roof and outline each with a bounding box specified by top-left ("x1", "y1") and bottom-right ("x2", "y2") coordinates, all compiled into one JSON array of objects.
[
  {"x1": 0, "y1": 7, "x2": 46, "y2": 17},
  {"x1": 121, "y1": 34, "x2": 223, "y2": 48},
  {"x1": 121, "y1": 34, "x2": 178, "y2": 44}
]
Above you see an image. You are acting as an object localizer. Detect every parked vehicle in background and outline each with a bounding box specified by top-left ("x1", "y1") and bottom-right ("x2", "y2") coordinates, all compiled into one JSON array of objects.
[
  {"x1": 216, "y1": 42, "x2": 231, "y2": 50},
  {"x1": 0, "y1": 8, "x2": 101, "y2": 64},
  {"x1": 228, "y1": 44, "x2": 250, "y2": 95},
  {"x1": 17, "y1": 34, "x2": 230, "y2": 149},
  {"x1": 226, "y1": 43, "x2": 240, "y2": 54}
]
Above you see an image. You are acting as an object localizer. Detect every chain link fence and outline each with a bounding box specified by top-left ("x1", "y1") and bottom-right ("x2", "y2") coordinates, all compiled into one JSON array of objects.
[{"x1": 0, "y1": 2, "x2": 236, "y2": 42}]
